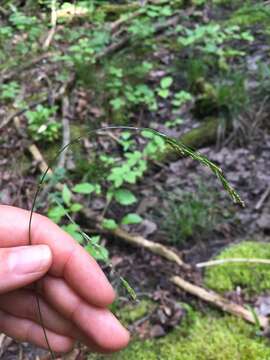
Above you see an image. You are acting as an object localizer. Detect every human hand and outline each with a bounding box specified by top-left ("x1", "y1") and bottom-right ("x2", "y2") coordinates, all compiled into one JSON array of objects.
[{"x1": 0, "y1": 205, "x2": 129, "y2": 354}]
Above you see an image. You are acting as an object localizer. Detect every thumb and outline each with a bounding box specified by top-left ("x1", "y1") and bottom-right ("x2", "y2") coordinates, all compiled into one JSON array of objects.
[{"x1": 0, "y1": 245, "x2": 52, "y2": 293}]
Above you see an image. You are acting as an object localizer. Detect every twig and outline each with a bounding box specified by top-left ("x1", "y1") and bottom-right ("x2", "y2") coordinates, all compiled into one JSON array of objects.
[
  {"x1": 0, "y1": 75, "x2": 75, "y2": 132},
  {"x1": 196, "y1": 258, "x2": 270, "y2": 268},
  {"x1": 100, "y1": 197, "x2": 112, "y2": 220},
  {"x1": 0, "y1": 100, "x2": 47, "y2": 132},
  {"x1": 110, "y1": 226, "x2": 185, "y2": 267},
  {"x1": 96, "y1": 35, "x2": 130, "y2": 60},
  {"x1": 28, "y1": 144, "x2": 53, "y2": 176},
  {"x1": 43, "y1": 0, "x2": 58, "y2": 50},
  {"x1": 110, "y1": 9, "x2": 143, "y2": 33},
  {"x1": 11, "y1": 114, "x2": 52, "y2": 175},
  {"x1": 57, "y1": 96, "x2": 71, "y2": 168},
  {"x1": 255, "y1": 185, "x2": 270, "y2": 210},
  {"x1": 0, "y1": 7, "x2": 8, "y2": 17},
  {"x1": 171, "y1": 275, "x2": 269, "y2": 329},
  {"x1": 0, "y1": 52, "x2": 56, "y2": 83},
  {"x1": 96, "y1": 14, "x2": 180, "y2": 61}
]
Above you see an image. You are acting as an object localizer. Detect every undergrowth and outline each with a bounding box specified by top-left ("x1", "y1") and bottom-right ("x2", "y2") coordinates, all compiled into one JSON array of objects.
[
  {"x1": 90, "y1": 311, "x2": 270, "y2": 360},
  {"x1": 161, "y1": 184, "x2": 223, "y2": 244}
]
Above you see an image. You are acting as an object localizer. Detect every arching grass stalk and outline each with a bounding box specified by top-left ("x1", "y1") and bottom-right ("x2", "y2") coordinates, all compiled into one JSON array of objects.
[{"x1": 28, "y1": 126, "x2": 244, "y2": 359}]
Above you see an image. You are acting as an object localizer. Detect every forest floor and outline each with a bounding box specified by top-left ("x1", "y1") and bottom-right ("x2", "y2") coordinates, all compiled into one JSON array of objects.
[{"x1": 1, "y1": 1, "x2": 270, "y2": 359}]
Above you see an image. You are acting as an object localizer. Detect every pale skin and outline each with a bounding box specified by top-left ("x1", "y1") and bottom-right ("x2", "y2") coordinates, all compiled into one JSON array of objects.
[{"x1": 0, "y1": 205, "x2": 130, "y2": 354}]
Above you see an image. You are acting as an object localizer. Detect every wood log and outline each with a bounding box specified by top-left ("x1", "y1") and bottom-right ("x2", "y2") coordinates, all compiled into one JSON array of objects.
[
  {"x1": 180, "y1": 117, "x2": 218, "y2": 149},
  {"x1": 159, "y1": 117, "x2": 219, "y2": 162}
]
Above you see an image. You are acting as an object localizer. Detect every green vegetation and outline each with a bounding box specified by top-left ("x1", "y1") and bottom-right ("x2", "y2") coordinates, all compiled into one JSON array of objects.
[
  {"x1": 90, "y1": 312, "x2": 270, "y2": 360},
  {"x1": 26, "y1": 105, "x2": 61, "y2": 142},
  {"x1": 162, "y1": 185, "x2": 222, "y2": 244},
  {"x1": 205, "y1": 241, "x2": 270, "y2": 294},
  {"x1": 1, "y1": 0, "x2": 267, "y2": 272},
  {"x1": 113, "y1": 299, "x2": 155, "y2": 326},
  {"x1": 229, "y1": 4, "x2": 270, "y2": 27},
  {"x1": 2, "y1": 1, "x2": 270, "y2": 356}
]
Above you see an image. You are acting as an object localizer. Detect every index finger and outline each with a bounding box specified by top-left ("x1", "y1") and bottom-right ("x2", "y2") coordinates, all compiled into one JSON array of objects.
[{"x1": 0, "y1": 205, "x2": 115, "y2": 307}]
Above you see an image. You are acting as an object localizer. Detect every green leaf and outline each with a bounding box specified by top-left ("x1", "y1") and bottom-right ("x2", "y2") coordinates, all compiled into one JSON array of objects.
[
  {"x1": 85, "y1": 243, "x2": 109, "y2": 262},
  {"x1": 160, "y1": 76, "x2": 173, "y2": 89},
  {"x1": 94, "y1": 184, "x2": 101, "y2": 195},
  {"x1": 141, "y1": 130, "x2": 154, "y2": 139},
  {"x1": 61, "y1": 223, "x2": 84, "y2": 243},
  {"x1": 158, "y1": 88, "x2": 170, "y2": 99},
  {"x1": 62, "y1": 184, "x2": 72, "y2": 206},
  {"x1": 121, "y1": 213, "x2": 143, "y2": 225},
  {"x1": 125, "y1": 172, "x2": 137, "y2": 184},
  {"x1": 89, "y1": 235, "x2": 100, "y2": 245},
  {"x1": 72, "y1": 182, "x2": 95, "y2": 194},
  {"x1": 70, "y1": 203, "x2": 83, "y2": 212},
  {"x1": 102, "y1": 218, "x2": 118, "y2": 230},
  {"x1": 110, "y1": 97, "x2": 125, "y2": 110},
  {"x1": 48, "y1": 206, "x2": 66, "y2": 224},
  {"x1": 114, "y1": 189, "x2": 137, "y2": 206}
]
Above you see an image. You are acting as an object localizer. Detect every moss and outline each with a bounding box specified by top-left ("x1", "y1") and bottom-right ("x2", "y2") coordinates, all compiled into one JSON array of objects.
[
  {"x1": 159, "y1": 117, "x2": 221, "y2": 162},
  {"x1": 116, "y1": 300, "x2": 155, "y2": 326},
  {"x1": 179, "y1": 117, "x2": 219, "y2": 149},
  {"x1": 89, "y1": 312, "x2": 270, "y2": 360},
  {"x1": 204, "y1": 241, "x2": 270, "y2": 294}
]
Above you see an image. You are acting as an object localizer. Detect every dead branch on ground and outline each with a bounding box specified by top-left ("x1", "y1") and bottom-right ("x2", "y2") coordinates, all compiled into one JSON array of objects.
[
  {"x1": 0, "y1": 52, "x2": 56, "y2": 83},
  {"x1": 196, "y1": 258, "x2": 270, "y2": 268},
  {"x1": 28, "y1": 144, "x2": 53, "y2": 175},
  {"x1": 57, "y1": 96, "x2": 71, "y2": 168},
  {"x1": 43, "y1": 0, "x2": 58, "y2": 49},
  {"x1": 171, "y1": 275, "x2": 269, "y2": 329},
  {"x1": 255, "y1": 185, "x2": 270, "y2": 210},
  {"x1": 0, "y1": 75, "x2": 75, "y2": 132},
  {"x1": 110, "y1": 226, "x2": 185, "y2": 267}
]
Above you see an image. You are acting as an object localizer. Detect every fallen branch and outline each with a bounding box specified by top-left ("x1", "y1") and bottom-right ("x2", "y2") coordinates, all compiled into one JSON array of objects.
[
  {"x1": 0, "y1": 52, "x2": 56, "y2": 83},
  {"x1": 96, "y1": 14, "x2": 180, "y2": 61},
  {"x1": 196, "y1": 258, "x2": 270, "y2": 268},
  {"x1": 255, "y1": 185, "x2": 270, "y2": 210},
  {"x1": 110, "y1": 9, "x2": 143, "y2": 33},
  {"x1": 0, "y1": 75, "x2": 75, "y2": 132},
  {"x1": 11, "y1": 114, "x2": 52, "y2": 175},
  {"x1": 111, "y1": 226, "x2": 185, "y2": 267},
  {"x1": 57, "y1": 96, "x2": 71, "y2": 168},
  {"x1": 43, "y1": 0, "x2": 58, "y2": 50},
  {"x1": 171, "y1": 275, "x2": 269, "y2": 329},
  {"x1": 28, "y1": 144, "x2": 53, "y2": 176},
  {"x1": 0, "y1": 100, "x2": 47, "y2": 132}
]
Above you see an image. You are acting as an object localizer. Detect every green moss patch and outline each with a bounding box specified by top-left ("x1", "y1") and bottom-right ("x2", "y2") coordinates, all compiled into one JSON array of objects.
[
  {"x1": 89, "y1": 312, "x2": 270, "y2": 360},
  {"x1": 204, "y1": 241, "x2": 270, "y2": 294},
  {"x1": 115, "y1": 299, "x2": 155, "y2": 326}
]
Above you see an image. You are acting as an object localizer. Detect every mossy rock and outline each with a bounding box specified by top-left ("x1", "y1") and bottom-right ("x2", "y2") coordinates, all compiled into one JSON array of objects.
[
  {"x1": 89, "y1": 312, "x2": 270, "y2": 360},
  {"x1": 204, "y1": 241, "x2": 270, "y2": 294}
]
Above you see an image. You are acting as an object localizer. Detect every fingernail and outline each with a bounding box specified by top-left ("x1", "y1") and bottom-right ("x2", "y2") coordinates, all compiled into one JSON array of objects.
[{"x1": 9, "y1": 245, "x2": 52, "y2": 274}]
